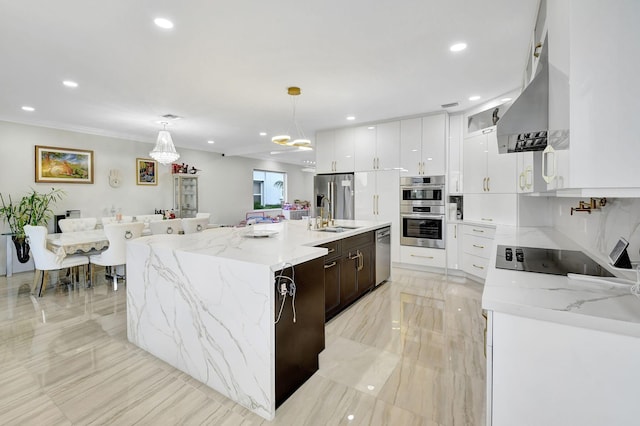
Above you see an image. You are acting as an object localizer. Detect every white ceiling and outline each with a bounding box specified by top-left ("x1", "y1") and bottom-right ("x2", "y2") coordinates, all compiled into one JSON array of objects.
[{"x1": 0, "y1": 0, "x2": 539, "y2": 167}]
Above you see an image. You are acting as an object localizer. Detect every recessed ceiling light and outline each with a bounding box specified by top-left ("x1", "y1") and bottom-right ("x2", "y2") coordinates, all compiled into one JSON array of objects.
[
  {"x1": 21, "y1": 106, "x2": 35, "y2": 112},
  {"x1": 468, "y1": 95, "x2": 481, "y2": 101},
  {"x1": 259, "y1": 132, "x2": 267, "y2": 136},
  {"x1": 62, "y1": 80, "x2": 78, "y2": 88},
  {"x1": 367, "y1": 126, "x2": 375, "y2": 130},
  {"x1": 501, "y1": 97, "x2": 512, "y2": 102},
  {"x1": 154, "y1": 17, "x2": 174, "y2": 29},
  {"x1": 346, "y1": 116, "x2": 356, "y2": 121},
  {"x1": 207, "y1": 140, "x2": 215, "y2": 144},
  {"x1": 450, "y1": 42, "x2": 467, "y2": 52}
]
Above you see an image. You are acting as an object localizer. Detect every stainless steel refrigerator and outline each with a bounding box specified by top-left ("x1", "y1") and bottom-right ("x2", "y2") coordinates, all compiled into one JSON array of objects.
[{"x1": 313, "y1": 173, "x2": 355, "y2": 220}]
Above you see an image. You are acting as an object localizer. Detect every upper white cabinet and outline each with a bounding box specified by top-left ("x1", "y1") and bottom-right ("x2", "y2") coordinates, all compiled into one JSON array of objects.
[
  {"x1": 540, "y1": 0, "x2": 640, "y2": 194},
  {"x1": 400, "y1": 113, "x2": 446, "y2": 176},
  {"x1": 315, "y1": 128, "x2": 355, "y2": 174},
  {"x1": 354, "y1": 121, "x2": 400, "y2": 172},
  {"x1": 463, "y1": 128, "x2": 517, "y2": 194}
]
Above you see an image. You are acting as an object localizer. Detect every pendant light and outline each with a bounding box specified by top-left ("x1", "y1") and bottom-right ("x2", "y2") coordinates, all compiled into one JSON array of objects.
[
  {"x1": 150, "y1": 122, "x2": 180, "y2": 164},
  {"x1": 272, "y1": 87, "x2": 312, "y2": 148}
]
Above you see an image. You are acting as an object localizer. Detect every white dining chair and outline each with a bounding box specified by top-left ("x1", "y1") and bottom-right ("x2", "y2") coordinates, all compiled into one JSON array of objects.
[
  {"x1": 149, "y1": 219, "x2": 183, "y2": 235},
  {"x1": 89, "y1": 222, "x2": 144, "y2": 291},
  {"x1": 58, "y1": 217, "x2": 98, "y2": 233},
  {"x1": 181, "y1": 217, "x2": 210, "y2": 234},
  {"x1": 24, "y1": 225, "x2": 90, "y2": 297},
  {"x1": 195, "y1": 212, "x2": 210, "y2": 220}
]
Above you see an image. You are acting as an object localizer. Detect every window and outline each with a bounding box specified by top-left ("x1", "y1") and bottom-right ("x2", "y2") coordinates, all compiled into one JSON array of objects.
[{"x1": 253, "y1": 170, "x2": 286, "y2": 209}]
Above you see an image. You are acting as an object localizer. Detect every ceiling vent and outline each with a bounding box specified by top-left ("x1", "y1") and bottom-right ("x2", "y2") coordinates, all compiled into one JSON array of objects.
[
  {"x1": 441, "y1": 102, "x2": 459, "y2": 108},
  {"x1": 161, "y1": 114, "x2": 182, "y2": 120}
]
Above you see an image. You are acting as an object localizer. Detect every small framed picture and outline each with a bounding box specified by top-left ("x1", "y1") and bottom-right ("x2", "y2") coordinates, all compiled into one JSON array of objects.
[
  {"x1": 136, "y1": 158, "x2": 158, "y2": 185},
  {"x1": 35, "y1": 145, "x2": 94, "y2": 184}
]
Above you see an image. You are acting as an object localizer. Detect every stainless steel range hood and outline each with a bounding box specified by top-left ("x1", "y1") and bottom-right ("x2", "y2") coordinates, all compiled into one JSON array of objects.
[{"x1": 497, "y1": 36, "x2": 550, "y2": 154}]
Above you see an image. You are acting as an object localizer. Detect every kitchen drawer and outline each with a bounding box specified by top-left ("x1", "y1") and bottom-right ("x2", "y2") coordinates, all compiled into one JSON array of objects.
[
  {"x1": 342, "y1": 231, "x2": 374, "y2": 251},
  {"x1": 463, "y1": 252, "x2": 489, "y2": 279},
  {"x1": 463, "y1": 224, "x2": 496, "y2": 239},
  {"x1": 317, "y1": 240, "x2": 341, "y2": 260},
  {"x1": 463, "y1": 234, "x2": 493, "y2": 259},
  {"x1": 400, "y1": 246, "x2": 446, "y2": 268}
]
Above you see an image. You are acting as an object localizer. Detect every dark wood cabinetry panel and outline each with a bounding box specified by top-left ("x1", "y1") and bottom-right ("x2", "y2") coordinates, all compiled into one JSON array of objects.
[
  {"x1": 324, "y1": 259, "x2": 341, "y2": 315},
  {"x1": 274, "y1": 257, "x2": 325, "y2": 408}
]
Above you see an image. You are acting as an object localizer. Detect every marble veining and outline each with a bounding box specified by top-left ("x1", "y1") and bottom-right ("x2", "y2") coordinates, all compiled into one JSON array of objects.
[{"x1": 483, "y1": 226, "x2": 640, "y2": 337}]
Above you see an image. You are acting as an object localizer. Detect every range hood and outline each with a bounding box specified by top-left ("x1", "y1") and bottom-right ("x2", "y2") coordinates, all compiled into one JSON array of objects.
[{"x1": 497, "y1": 36, "x2": 549, "y2": 154}]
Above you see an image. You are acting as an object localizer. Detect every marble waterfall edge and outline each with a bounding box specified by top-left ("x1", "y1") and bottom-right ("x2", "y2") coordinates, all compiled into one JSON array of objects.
[{"x1": 126, "y1": 239, "x2": 275, "y2": 420}]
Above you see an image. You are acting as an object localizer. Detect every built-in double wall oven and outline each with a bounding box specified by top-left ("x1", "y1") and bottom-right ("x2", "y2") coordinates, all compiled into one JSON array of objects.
[{"x1": 400, "y1": 176, "x2": 445, "y2": 249}]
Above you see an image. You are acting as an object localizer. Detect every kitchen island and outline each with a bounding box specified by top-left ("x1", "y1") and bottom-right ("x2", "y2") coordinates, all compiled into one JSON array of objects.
[
  {"x1": 125, "y1": 220, "x2": 389, "y2": 420},
  {"x1": 482, "y1": 226, "x2": 640, "y2": 426}
]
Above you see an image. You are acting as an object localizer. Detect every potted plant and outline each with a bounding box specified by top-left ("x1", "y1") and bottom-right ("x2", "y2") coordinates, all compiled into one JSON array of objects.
[{"x1": 0, "y1": 188, "x2": 65, "y2": 263}]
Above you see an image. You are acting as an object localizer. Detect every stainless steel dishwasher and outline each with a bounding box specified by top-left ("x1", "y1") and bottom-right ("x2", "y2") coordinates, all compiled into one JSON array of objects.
[{"x1": 375, "y1": 227, "x2": 391, "y2": 286}]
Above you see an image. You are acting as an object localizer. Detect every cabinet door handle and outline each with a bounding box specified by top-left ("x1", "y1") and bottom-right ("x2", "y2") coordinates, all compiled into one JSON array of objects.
[
  {"x1": 410, "y1": 254, "x2": 434, "y2": 259},
  {"x1": 519, "y1": 172, "x2": 526, "y2": 190},
  {"x1": 481, "y1": 217, "x2": 493, "y2": 222},
  {"x1": 327, "y1": 248, "x2": 335, "y2": 253},
  {"x1": 486, "y1": 176, "x2": 490, "y2": 192},
  {"x1": 454, "y1": 225, "x2": 457, "y2": 238},
  {"x1": 472, "y1": 228, "x2": 485, "y2": 233},
  {"x1": 455, "y1": 180, "x2": 459, "y2": 193},
  {"x1": 357, "y1": 250, "x2": 364, "y2": 271},
  {"x1": 373, "y1": 158, "x2": 376, "y2": 170},
  {"x1": 473, "y1": 264, "x2": 485, "y2": 270},
  {"x1": 542, "y1": 145, "x2": 556, "y2": 184},
  {"x1": 324, "y1": 261, "x2": 337, "y2": 269},
  {"x1": 473, "y1": 244, "x2": 485, "y2": 249},
  {"x1": 482, "y1": 177, "x2": 487, "y2": 191},
  {"x1": 525, "y1": 166, "x2": 533, "y2": 189},
  {"x1": 482, "y1": 128, "x2": 494, "y2": 134},
  {"x1": 533, "y1": 42, "x2": 543, "y2": 58}
]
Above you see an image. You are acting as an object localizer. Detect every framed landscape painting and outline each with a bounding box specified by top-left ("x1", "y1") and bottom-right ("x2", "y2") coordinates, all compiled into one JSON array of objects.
[
  {"x1": 136, "y1": 158, "x2": 158, "y2": 185},
  {"x1": 35, "y1": 145, "x2": 94, "y2": 184}
]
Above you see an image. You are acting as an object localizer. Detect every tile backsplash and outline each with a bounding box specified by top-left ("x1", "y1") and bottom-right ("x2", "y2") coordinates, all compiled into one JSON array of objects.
[{"x1": 553, "y1": 198, "x2": 640, "y2": 263}]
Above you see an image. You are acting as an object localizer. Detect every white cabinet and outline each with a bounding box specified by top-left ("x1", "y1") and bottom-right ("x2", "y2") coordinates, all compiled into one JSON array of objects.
[
  {"x1": 516, "y1": 152, "x2": 545, "y2": 193},
  {"x1": 448, "y1": 114, "x2": 464, "y2": 194},
  {"x1": 400, "y1": 113, "x2": 446, "y2": 176},
  {"x1": 461, "y1": 223, "x2": 495, "y2": 280},
  {"x1": 488, "y1": 311, "x2": 640, "y2": 426},
  {"x1": 400, "y1": 245, "x2": 446, "y2": 269},
  {"x1": 354, "y1": 170, "x2": 400, "y2": 262},
  {"x1": 463, "y1": 127, "x2": 517, "y2": 195},
  {"x1": 446, "y1": 223, "x2": 461, "y2": 270},
  {"x1": 315, "y1": 128, "x2": 355, "y2": 173},
  {"x1": 464, "y1": 194, "x2": 518, "y2": 226},
  {"x1": 354, "y1": 121, "x2": 400, "y2": 172},
  {"x1": 539, "y1": 0, "x2": 640, "y2": 194}
]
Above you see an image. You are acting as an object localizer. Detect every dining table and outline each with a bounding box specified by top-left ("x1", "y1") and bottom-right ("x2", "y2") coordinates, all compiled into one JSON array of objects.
[{"x1": 46, "y1": 229, "x2": 109, "y2": 261}]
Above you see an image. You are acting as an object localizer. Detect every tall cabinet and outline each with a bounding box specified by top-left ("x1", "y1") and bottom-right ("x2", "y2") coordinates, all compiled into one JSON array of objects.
[{"x1": 173, "y1": 175, "x2": 198, "y2": 218}]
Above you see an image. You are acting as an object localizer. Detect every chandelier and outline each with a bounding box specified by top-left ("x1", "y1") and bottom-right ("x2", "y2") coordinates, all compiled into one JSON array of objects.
[
  {"x1": 150, "y1": 122, "x2": 180, "y2": 164},
  {"x1": 272, "y1": 87, "x2": 311, "y2": 148}
]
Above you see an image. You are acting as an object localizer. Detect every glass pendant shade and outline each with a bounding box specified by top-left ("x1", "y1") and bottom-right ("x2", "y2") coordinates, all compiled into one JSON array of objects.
[{"x1": 150, "y1": 129, "x2": 180, "y2": 164}]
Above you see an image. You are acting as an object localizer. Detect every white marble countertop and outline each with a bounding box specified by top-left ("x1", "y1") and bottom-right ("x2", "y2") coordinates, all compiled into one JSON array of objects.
[
  {"x1": 129, "y1": 219, "x2": 391, "y2": 272},
  {"x1": 482, "y1": 226, "x2": 640, "y2": 337}
]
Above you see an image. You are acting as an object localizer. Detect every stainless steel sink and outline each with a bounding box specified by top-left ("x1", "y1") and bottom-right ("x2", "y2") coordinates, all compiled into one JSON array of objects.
[{"x1": 317, "y1": 226, "x2": 360, "y2": 233}]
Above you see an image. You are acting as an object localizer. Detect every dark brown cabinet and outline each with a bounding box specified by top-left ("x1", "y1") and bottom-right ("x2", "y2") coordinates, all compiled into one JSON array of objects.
[
  {"x1": 274, "y1": 257, "x2": 325, "y2": 407},
  {"x1": 318, "y1": 230, "x2": 376, "y2": 321}
]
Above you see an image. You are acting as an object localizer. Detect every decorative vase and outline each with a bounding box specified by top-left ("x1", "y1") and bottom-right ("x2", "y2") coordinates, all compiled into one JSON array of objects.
[{"x1": 12, "y1": 236, "x2": 30, "y2": 263}]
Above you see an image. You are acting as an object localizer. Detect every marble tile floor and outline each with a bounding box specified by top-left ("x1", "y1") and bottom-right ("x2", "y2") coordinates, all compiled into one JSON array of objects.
[{"x1": 0, "y1": 267, "x2": 485, "y2": 425}]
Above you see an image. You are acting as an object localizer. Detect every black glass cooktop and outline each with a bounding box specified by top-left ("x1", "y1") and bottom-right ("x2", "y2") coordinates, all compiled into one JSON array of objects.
[{"x1": 495, "y1": 245, "x2": 615, "y2": 277}]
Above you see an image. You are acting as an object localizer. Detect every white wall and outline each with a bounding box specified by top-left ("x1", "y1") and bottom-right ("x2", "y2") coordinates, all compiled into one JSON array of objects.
[
  {"x1": 552, "y1": 197, "x2": 640, "y2": 263},
  {"x1": 0, "y1": 120, "x2": 314, "y2": 275}
]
